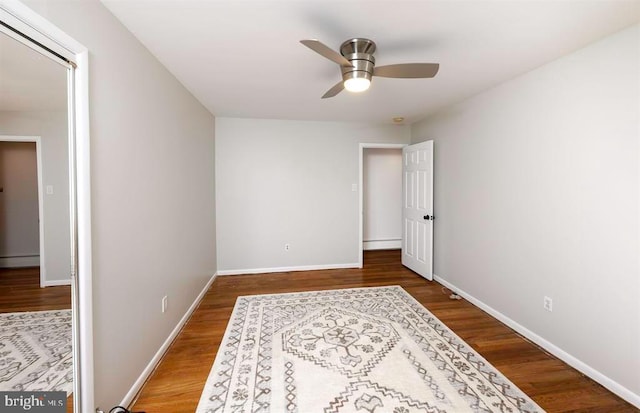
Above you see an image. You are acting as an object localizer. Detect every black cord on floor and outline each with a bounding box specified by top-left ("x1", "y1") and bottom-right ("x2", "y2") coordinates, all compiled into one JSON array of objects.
[{"x1": 109, "y1": 406, "x2": 145, "y2": 413}]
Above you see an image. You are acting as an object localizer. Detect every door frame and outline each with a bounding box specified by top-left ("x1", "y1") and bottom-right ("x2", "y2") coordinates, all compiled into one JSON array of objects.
[
  {"x1": 358, "y1": 143, "x2": 407, "y2": 268},
  {"x1": 0, "y1": 136, "x2": 47, "y2": 283},
  {"x1": 0, "y1": 2, "x2": 94, "y2": 412}
]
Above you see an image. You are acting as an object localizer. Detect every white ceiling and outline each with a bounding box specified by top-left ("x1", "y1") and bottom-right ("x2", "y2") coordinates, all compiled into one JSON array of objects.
[
  {"x1": 0, "y1": 31, "x2": 67, "y2": 111},
  {"x1": 104, "y1": 1, "x2": 639, "y2": 124}
]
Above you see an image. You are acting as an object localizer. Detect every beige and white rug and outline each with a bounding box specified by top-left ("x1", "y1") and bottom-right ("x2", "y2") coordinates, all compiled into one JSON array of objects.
[
  {"x1": 0, "y1": 309, "x2": 73, "y2": 394},
  {"x1": 197, "y1": 286, "x2": 544, "y2": 413}
]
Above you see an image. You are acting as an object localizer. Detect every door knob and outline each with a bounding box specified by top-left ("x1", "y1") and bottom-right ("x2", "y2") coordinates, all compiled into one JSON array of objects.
[{"x1": 423, "y1": 215, "x2": 434, "y2": 220}]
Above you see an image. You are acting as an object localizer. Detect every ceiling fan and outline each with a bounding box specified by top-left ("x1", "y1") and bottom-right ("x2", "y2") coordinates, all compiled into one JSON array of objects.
[{"x1": 300, "y1": 38, "x2": 439, "y2": 99}]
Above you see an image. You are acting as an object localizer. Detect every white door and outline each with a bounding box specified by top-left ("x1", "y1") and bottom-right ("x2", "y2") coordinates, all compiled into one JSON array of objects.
[{"x1": 402, "y1": 140, "x2": 433, "y2": 280}]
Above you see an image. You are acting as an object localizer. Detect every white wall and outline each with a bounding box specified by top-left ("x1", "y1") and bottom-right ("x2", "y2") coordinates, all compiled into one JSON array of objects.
[
  {"x1": 411, "y1": 24, "x2": 639, "y2": 403},
  {"x1": 0, "y1": 142, "x2": 39, "y2": 260},
  {"x1": 216, "y1": 118, "x2": 409, "y2": 273},
  {"x1": 363, "y1": 148, "x2": 402, "y2": 250},
  {"x1": 20, "y1": 0, "x2": 217, "y2": 408},
  {"x1": 0, "y1": 111, "x2": 71, "y2": 283}
]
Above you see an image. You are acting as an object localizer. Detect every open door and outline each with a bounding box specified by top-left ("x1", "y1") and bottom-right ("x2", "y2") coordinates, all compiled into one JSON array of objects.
[{"x1": 402, "y1": 140, "x2": 433, "y2": 280}]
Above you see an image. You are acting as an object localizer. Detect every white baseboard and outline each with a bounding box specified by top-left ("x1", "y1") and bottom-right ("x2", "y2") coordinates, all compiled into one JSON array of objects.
[
  {"x1": 363, "y1": 239, "x2": 401, "y2": 250},
  {"x1": 42, "y1": 279, "x2": 71, "y2": 287},
  {"x1": 0, "y1": 256, "x2": 39, "y2": 268},
  {"x1": 217, "y1": 263, "x2": 360, "y2": 276},
  {"x1": 120, "y1": 272, "x2": 218, "y2": 408},
  {"x1": 434, "y1": 274, "x2": 640, "y2": 408}
]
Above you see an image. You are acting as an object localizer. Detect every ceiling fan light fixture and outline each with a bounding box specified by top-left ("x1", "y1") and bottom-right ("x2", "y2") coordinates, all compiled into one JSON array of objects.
[
  {"x1": 301, "y1": 37, "x2": 439, "y2": 99},
  {"x1": 344, "y1": 77, "x2": 371, "y2": 93}
]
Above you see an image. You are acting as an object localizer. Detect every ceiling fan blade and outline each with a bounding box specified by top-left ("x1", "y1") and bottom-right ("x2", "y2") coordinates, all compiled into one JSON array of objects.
[
  {"x1": 321, "y1": 81, "x2": 345, "y2": 99},
  {"x1": 373, "y1": 63, "x2": 440, "y2": 78},
  {"x1": 300, "y1": 39, "x2": 352, "y2": 67}
]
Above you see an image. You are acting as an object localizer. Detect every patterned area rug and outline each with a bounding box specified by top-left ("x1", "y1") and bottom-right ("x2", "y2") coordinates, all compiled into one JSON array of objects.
[
  {"x1": 196, "y1": 286, "x2": 544, "y2": 413},
  {"x1": 0, "y1": 310, "x2": 73, "y2": 394}
]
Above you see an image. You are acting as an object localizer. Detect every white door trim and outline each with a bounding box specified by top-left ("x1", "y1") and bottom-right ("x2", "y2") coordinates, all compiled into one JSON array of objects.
[
  {"x1": 0, "y1": 2, "x2": 94, "y2": 412},
  {"x1": 0, "y1": 136, "x2": 46, "y2": 283},
  {"x1": 358, "y1": 143, "x2": 407, "y2": 268}
]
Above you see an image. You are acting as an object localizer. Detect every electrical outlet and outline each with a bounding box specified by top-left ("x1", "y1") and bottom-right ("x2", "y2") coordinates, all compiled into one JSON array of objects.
[
  {"x1": 162, "y1": 295, "x2": 168, "y2": 313},
  {"x1": 284, "y1": 243, "x2": 290, "y2": 251},
  {"x1": 543, "y1": 296, "x2": 553, "y2": 312}
]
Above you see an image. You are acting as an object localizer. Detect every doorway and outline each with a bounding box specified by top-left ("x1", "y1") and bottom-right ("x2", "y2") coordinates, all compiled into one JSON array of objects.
[
  {"x1": 363, "y1": 147, "x2": 403, "y2": 251},
  {"x1": 358, "y1": 141, "x2": 434, "y2": 279},
  {"x1": 0, "y1": 140, "x2": 41, "y2": 269},
  {"x1": 0, "y1": 135, "x2": 72, "y2": 287},
  {"x1": 0, "y1": 24, "x2": 74, "y2": 409},
  {"x1": 358, "y1": 143, "x2": 406, "y2": 267}
]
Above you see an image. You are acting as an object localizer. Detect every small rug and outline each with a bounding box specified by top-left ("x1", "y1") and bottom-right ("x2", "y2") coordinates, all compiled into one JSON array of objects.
[
  {"x1": 0, "y1": 309, "x2": 73, "y2": 394},
  {"x1": 197, "y1": 286, "x2": 544, "y2": 413}
]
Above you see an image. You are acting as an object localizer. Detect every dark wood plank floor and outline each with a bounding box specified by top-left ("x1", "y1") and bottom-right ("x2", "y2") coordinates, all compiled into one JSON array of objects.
[
  {"x1": 0, "y1": 266, "x2": 73, "y2": 412},
  {"x1": 131, "y1": 250, "x2": 637, "y2": 412},
  {"x1": 0, "y1": 267, "x2": 71, "y2": 312}
]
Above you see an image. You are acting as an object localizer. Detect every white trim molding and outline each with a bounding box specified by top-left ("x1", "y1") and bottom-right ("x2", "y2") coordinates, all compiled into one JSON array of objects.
[
  {"x1": 42, "y1": 278, "x2": 72, "y2": 287},
  {"x1": 0, "y1": 256, "x2": 39, "y2": 267},
  {"x1": 434, "y1": 274, "x2": 640, "y2": 408},
  {"x1": 218, "y1": 263, "x2": 360, "y2": 276},
  {"x1": 363, "y1": 239, "x2": 401, "y2": 251},
  {"x1": 121, "y1": 273, "x2": 218, "y2": 408}
]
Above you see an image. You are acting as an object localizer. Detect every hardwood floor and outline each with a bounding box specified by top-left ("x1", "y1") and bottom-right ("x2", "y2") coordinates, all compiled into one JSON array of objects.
[
  {"x1": 0, "y1": 267, "x2": 71, "y2": 312},
  {"x1": 0, "y1": 266, "x2": 73, "y2": 412},
  {"x1": 131, "y1": 250, "x2": 637, "y2": 412}
]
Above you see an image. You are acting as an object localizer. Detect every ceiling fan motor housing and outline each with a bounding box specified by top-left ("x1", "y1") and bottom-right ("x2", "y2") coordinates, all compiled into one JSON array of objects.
[{"x1": 340, "y1": 38, "x2": 376, "y2": 83}]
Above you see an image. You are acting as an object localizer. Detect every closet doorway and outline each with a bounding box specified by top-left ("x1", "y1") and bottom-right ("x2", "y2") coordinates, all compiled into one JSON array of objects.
[
  {"x1": 0, "y1": 2, "x2": 93, "y2": 411},
  {"x1": 0, "y1": 26, "x2": 73, "y2": 409},
  {"x1": 358, "y1": 143, "x2": 405, "y2": 267}
]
